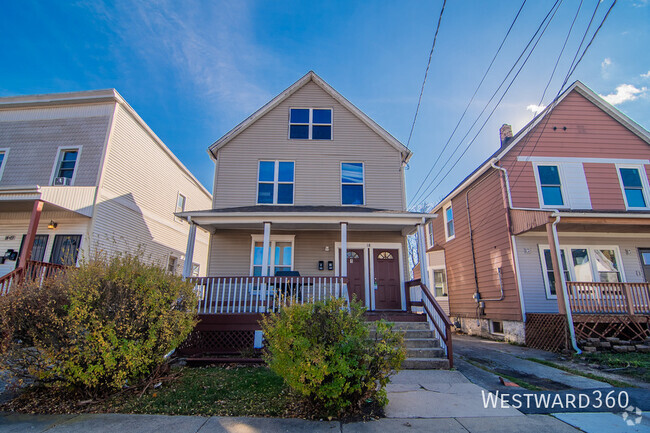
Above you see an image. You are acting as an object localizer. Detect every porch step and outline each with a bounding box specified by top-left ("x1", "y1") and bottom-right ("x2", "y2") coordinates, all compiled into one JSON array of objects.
[
  {"x1": 368, "y1": 321, "x2": 430, "y2": 331},
  {"x1": 370, "y1": 329, "x2": 436, "y2": 339},
  {"x1": 402, "y1": 358, "x2": 450, "y2": 369},
  {"x1": 406, "y1": 347, "x2": 445, "y2": 358},
  {"x1": 405, "y1": 337, "x2": 440, "y2": 348}
]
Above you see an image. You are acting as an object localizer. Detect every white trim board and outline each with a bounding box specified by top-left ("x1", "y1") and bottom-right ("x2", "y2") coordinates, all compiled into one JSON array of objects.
[{"x1": 517, "y1": 156, "x2": 650, "y2": 165}]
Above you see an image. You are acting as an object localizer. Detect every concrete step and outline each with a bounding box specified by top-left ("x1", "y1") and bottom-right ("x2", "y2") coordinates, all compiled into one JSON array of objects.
[
  {"x1": 402, "y1": 358, "x2": 450, "y2": 369},
  {"x1": 405, "y1": 338, "x2": 440, "y2": 348},
  {"x1": 406, "y1": 347, "x2": 445, "y2": 358},
  {"x1": 370, "y1": 329, "x2": 435, "y2": 339},
  {"x1": 368, "y1": 321, "x2": 430, "y2": 331}
]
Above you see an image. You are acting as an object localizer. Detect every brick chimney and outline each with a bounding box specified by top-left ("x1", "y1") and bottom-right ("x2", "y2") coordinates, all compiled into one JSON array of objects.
[{"x1": 500, "y1": 124, "x2": 513, "y2": 147}]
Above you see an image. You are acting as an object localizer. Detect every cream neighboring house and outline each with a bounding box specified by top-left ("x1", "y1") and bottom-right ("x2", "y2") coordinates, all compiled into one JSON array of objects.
[{"x1": 0, "y1": 89, "x2": 211, "y2": 277}]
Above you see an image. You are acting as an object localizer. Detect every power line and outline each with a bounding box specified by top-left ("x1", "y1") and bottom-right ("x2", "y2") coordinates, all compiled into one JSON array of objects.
[
  {"x1": 408, "y1": 0, "x2": 527, "y2": 206},
  {"x1": 405, "y1": 0, "x2": 447, "y2": 149},
  {"x1": 409, "y1": 0, "x2": 563, "y2": 209}
]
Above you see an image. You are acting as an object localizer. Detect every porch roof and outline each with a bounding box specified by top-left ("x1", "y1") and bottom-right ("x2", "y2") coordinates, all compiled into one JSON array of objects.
[
  {"x1": 0, "y1": 185, "x2": 95, "y2": 217},
  {"x1": 511, "y1": 208, "x2": 650, "y2": 235},
  {"x1": 177, "y1": 205, "x2": 435, "y2": 233}
]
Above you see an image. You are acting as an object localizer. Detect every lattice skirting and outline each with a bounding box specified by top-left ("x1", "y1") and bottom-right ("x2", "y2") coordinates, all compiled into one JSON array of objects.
[
  {"x1": 526, "y1": 313, "x2": 650, "y2": 353},
  {"x1": 177, "y1": 329, "x2": 255, "y2": 356},
  {"x1": 525, "y1": 313, "x2": 570, "y2": 352}
]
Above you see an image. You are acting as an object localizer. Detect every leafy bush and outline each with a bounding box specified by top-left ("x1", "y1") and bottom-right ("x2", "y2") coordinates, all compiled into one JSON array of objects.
[
  {"x1": 261, "y1": 298, "x2": 405, "y2": 417},
  {"x1": 0, "y1": 254, "x2": 197, "y2": 394}
]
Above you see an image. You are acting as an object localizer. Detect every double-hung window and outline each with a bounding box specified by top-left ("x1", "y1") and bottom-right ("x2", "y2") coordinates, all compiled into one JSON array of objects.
[
  {"x1": 289, "y1": 108, "x2": 332, "y2": 140},
  {"x1": 540, "y1": 248, "x2": 571, "y2": 297},
  {"x1": 175, "y1": 193, "x2": 186, "y2": 222},
  {"x1": 257, "y1": 161, "x2": 294, "y2": 205},
  {"x1": 444, "y1": 204, "x2": 455, "y2": 240},
  {"x1": 51, "y1": 148, "x2": 80, "y2": 185},
  {"x1": 251, "y1": 236, "x2": 294, "y2": 276},
  {"x1": 617, "y1": 166, "x2": 649, "y2": 209},
  {"x1": 427, "y1": 221, "x2": 434, "y2": 247},
  {"x1": 0, "y1": 149, "x2": 7, "y2": 181},
  {"x1": 341, "y1": 162, "x2": 364, "y2": 205},
  {"x1": 432, "y1": 269, "x2": 447, "y2": 297},
  {"x1": 536, "y1": 164, "x2": 565, "y2": 207}
]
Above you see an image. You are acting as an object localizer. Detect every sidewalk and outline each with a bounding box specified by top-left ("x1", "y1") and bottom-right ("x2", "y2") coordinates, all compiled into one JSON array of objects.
[{"x1": 1, "y1": 370, "x2": 584, "y2": 433}]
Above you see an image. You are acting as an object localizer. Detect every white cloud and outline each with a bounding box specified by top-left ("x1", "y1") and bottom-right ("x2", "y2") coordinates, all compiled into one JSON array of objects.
[
  {"x1": 599, "y1": 84, "x2": 647, "y2": 105},
  {"x1": 601, "y1": 58, "x2": 612, "y2": 69},
  {"x1": 641, "y1": 71, "x2": 650, "y2": 79},
  {"x1": 526, "y1": 104, "x2": 546, "y2": 114}
]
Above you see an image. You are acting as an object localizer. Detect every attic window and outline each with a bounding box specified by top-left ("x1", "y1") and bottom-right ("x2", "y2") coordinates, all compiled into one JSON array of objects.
[{"x1": 289, "y1": 108, "x2": 332, "y2": 140}]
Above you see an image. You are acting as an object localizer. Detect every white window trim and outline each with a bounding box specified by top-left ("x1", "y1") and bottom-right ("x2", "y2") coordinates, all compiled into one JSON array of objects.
[
  {"x1": 428, "y1": 266, "x2": 447, "y2": 298},
  {"x1": 256, "y1": 160, "x2": 295, "y2": 206},
  {"x1": 532, "y1": 162, "x2": 570, "y2": 209},
  {"x1": 0, "y1": 148, "x2": 9, "y2": 181},
  {"x1": 443, "y1": 203, "x2": 455, "y2": 241},
  {"x1": 249, "y1": 234, "x2": 296, "y2": 276},
  {"x1": 175, "y1": 192, "x2": 186, "y2": 223},
  {"x1": 489, "y1": 320, "x2": 504, "y2": 335},
  {"x1": 615, "y1": 163, "x2": 650, "y2": 210},
  {"x1": 288, "y1": 107, "x2": 333, "y2": 140},
  {"x1": 49, "y1": 146, "x2": 82, "y2": 186},
  {"x1": 538, "y1": 244, "x2": 626, "y2": 299},
  {"x1": 340, "y1": 161, "x2": 365, "y2": 206}
]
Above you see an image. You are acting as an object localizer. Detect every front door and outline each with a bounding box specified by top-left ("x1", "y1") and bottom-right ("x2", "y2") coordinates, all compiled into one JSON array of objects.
[
  {"x1": 342, "y1": 249, "x2": 365, "y2": 304},
  {"x1": 16, "y1": 234, "x2": 49, "y2": 268},
  {"x1": 373, "y1": 249, "x2": 401, "y2": 310},
  {"x1": 50, "y1": 235, "x2": 82, "y2": 266},
  {"x1": 639, "y1": 249, "x2": 650, "y2": 282}
]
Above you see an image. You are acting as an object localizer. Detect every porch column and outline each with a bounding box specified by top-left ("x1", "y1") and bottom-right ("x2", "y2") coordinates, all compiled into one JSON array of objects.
[
  {"x1": 182, "y1": 218, "x2": 197, "y2": 279},
  {"x1": 19, "y1": 199, "x2": 44, "y2": 268},
  {"x1": 545, "y1": 221, "x2": 567, "y2": 314},
  {"x1": 417, "y1": 222, "x2": 430, "y2": 288},
  {"x1": 261, "y1": 222, "x2": 271, "y2": 277},
  {"x1": 340, "y1": 222, "x2": 348, "y2": 277}
]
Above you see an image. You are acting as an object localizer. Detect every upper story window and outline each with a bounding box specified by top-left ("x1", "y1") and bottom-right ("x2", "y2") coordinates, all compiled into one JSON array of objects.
[
  {"x1": 0, "y1": 149, "x2": 7, "y2": 181},
  {"x1": 289, "y1": 108, "x2": 332, "y2": 140},
  {"x1": 427, "y1": 221, "x2": 434, "y2": 247},
  {"x1": 341, "y1": 162, "x2": 364, "y2": 205},
  {"x1": 51, "y1": 147, "x2": 80, "y2": 186},
  {"x1": 535, "y1": 164, "x2": 565, "y2": 207},
  {"x1": 617, "y1": 165, "x2": 649, "y2": 209},
  {"x1": 444, "y1": 204, "x2": 455, "y2": 241},
  {"x1": 175, "y1": 193, "x2": 186, "y2": 222},
  {"x1": 258, "y1": 160, "x2": 294, "y2": 205}
]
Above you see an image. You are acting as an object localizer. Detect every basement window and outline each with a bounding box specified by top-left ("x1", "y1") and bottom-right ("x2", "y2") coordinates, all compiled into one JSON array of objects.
[{"x1": 490, "y1": 320, "x2": 504, "y2": 335}]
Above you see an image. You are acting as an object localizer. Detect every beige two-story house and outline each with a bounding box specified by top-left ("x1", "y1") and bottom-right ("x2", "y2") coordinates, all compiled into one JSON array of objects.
[
  {"x1": 0, "y1": 89, "x2": 211, "y2": 279},
  {"x1": 179, "y1": 71, "x2": 434, "y2": 313}
]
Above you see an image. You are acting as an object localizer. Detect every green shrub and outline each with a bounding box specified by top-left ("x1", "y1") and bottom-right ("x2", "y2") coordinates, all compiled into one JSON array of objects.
[
  {"x1": 261, "y1": 298, "x2": 405, "y2": 417},
  {"x1": 0, "y1": 254, "x2": 197, "y2": 394}
]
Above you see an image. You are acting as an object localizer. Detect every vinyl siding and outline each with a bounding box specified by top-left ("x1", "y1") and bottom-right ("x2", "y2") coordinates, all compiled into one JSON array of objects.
[
  {"x1": 0, "y1": 211, "x2": 90, "y2": 276},
  {"x1": 213, "y1": 81, "x2": 406, "y2": 210},
  {"x1": 436, "y1": 169, "x2": 521, "y2": 321},
  {"x1": 500, "y1": 90, "x2": 650, "y2": 211},
  {"x1": 0, "y1": 104, "x2": 113, "y2": 187},
  {"x1": 90, "y1": 104, "x2": 211, "y2": 275},
  {"x1": 516, "y1": 234, "x2": 650, "y2": 314},
  {"x1": 209, "y1": 229, "x2": 408, "y2": 278}
]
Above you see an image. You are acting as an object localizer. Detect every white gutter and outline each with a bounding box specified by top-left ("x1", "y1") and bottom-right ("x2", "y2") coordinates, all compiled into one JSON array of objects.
[{"x1": 550, "y1": 213, "x2": 581, "y2": 355}]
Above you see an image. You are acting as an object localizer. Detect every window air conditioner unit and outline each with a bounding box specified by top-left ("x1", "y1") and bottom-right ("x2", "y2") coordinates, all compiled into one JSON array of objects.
[{"x1": 54, "y1": 177, "x2": 72, "y2": 186}]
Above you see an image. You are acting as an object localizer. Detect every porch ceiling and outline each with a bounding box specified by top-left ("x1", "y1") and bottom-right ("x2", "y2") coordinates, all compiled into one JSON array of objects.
[
  {"x1": 0, "y1": 198, "x2": 89, "y2": 216},
  {"x1": 512, "y1": 209, "x2": 650, "y2": 235}
]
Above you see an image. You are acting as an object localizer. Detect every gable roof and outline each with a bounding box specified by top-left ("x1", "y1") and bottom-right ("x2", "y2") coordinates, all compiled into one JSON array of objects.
[
  {"x1": 430, "y1": 80, "x2": 650, "y2": 214},
  {"x1": 207, "y1": 71, "x2": 412, "y2": 161}
]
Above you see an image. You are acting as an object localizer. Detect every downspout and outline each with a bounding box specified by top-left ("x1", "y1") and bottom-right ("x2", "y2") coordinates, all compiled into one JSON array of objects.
[{"x1": 550, "y1": 213, "x2": 581, "y2": 354}]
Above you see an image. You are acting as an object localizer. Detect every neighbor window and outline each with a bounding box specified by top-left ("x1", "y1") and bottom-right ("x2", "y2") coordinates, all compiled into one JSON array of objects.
[
  {"x1": 289, "y1": 108, "x2": 332, "y2": 140},
  {"x1": 0, "y1": 149, "x2": 7, "y2": 180},
  {"x1": 257, "y1": 160, "x2": 294, "y2": 205},
  {"x1": 51, "y1": 148, "x2": 80, "y2": 185},
  {"x1": 341, "y1": 162, "x2": 364, "y2": 205},
  {"x1": 167, "y1": 256, "x2": 178, "y2": 274},
  {"x1": 191, "y1": 263, "x2": 200, "y2": 277},
  {"x1": 251, "y1": 236, "x2": 294, "y2": 276},
  {"x1": 536, "y1": 164, "x2": 564, "y2": 207},
  {"x1": 175, "y1": 193, "x2": 186, "y2": 222},
  {"x1": 618, "y1": 166, "x2": 648, "y2": 208},
  {"x1": 427, "y1": 221, "x2": 434, "y2": 247},
  {"x1": 444, "y1": 204, "x2": 455, "y2": 240},
  {"x1": 432, "y1": 269, "x2": 447, "y2": 297},
  {"x1": 540, "y1": 245, "x2": 623, "y2": 297}
]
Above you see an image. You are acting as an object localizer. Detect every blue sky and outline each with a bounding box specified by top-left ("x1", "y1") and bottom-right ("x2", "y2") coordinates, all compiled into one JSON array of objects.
[{"x1": 1, "y1": 0, "x2": 649, "y2": 208}]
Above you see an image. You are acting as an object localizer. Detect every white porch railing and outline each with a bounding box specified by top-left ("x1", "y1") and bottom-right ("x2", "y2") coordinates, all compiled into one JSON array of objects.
[
  {"x1": 189, "y1": 276, "x2": 350, "y2": 314},
  {"x1": 567, "y1": 281, "x2": 650, "y2": 315}
]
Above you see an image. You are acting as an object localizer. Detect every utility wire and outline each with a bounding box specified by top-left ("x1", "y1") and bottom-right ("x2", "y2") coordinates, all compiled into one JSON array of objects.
[
  {"x1": 405, "y1": 0, "x2": 447, "y2": 149},
  {"x1": 408, "y1": 0, "x2": 527, "y2": 206},
  {"x1": 409, "y1": 0, "x2": 562, "y2": 209}
]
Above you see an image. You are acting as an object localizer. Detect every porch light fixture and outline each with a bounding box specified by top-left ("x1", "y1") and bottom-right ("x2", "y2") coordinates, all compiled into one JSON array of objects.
[{"x1": 47, "y1": 220, "x2": 58, "y2": 230}]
